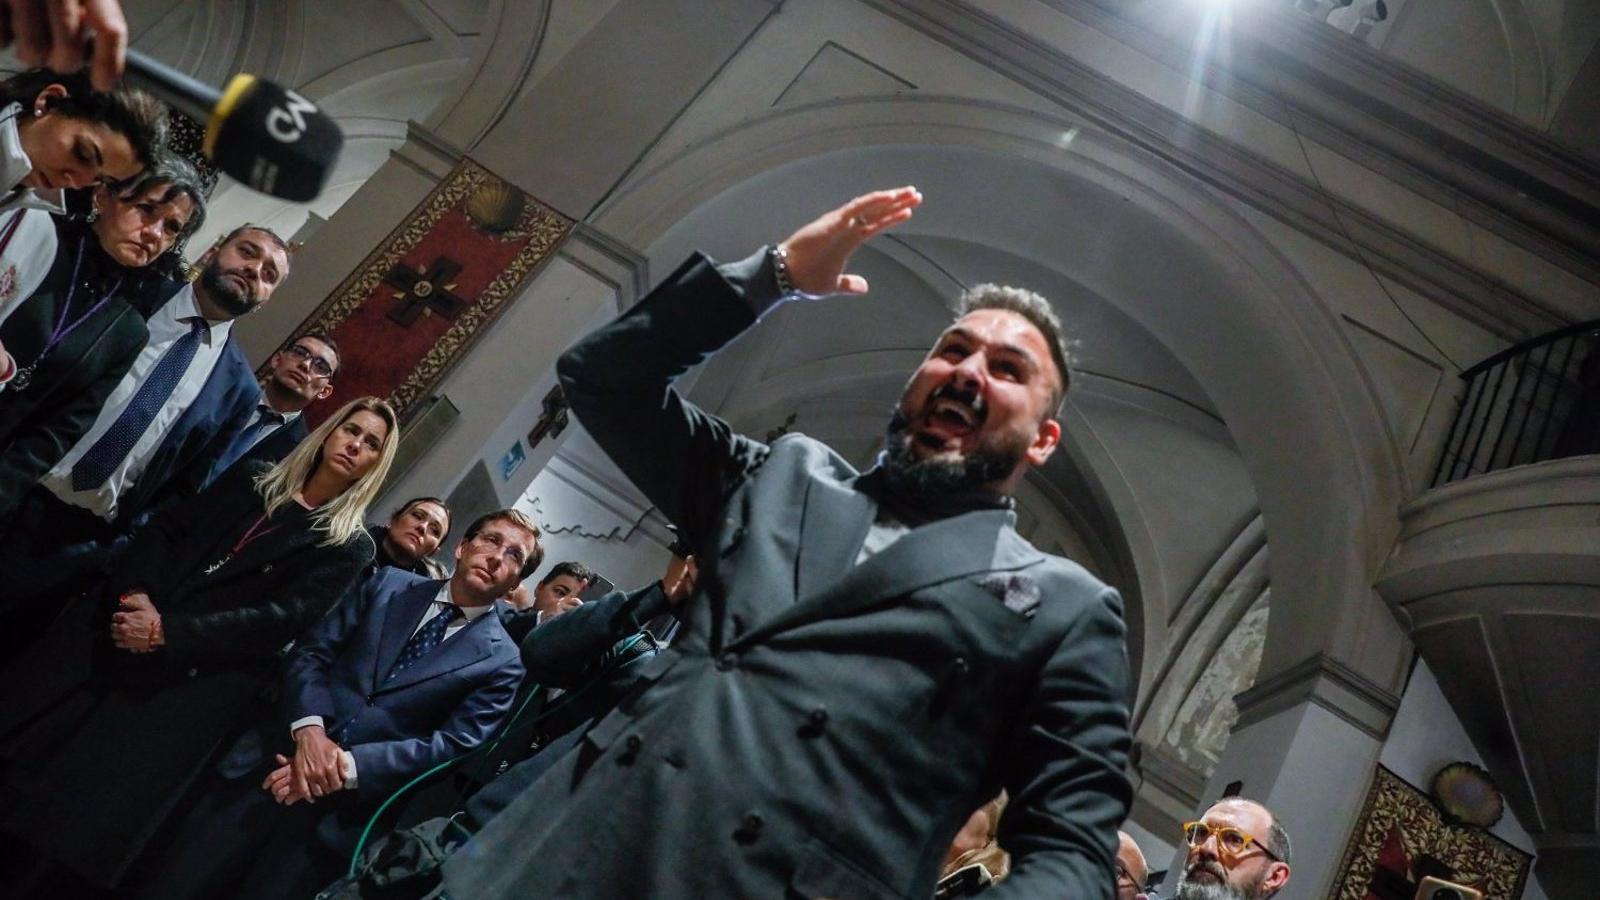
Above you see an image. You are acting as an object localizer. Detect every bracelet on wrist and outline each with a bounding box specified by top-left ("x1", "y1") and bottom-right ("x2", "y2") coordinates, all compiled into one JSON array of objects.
[{"x1": 769, "y1": 244, "x2": 796, "y2": 296}]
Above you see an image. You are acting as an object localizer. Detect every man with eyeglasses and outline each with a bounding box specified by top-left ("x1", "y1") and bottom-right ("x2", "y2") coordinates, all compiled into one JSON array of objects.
[
  {"x1": 1116, "y1": 830, "x2": 1149, "y2": 900},
  {"x1": 140, "y1": 509, "x2": 539, "y2": 900},
  {"x1": 197, "y1": 333, "x2": 339, "y2": 487},
  {"x1": 1175, "y1": 798, "x2": 1292, "y2": 900}
]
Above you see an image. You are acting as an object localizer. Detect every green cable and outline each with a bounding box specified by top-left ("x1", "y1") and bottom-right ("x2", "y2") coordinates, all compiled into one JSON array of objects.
[{"x1": 345, "y1": 631, "x2": 653, "y2": 876}]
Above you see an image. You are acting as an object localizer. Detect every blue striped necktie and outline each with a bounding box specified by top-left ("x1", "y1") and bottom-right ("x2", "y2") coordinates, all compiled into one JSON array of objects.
[{"x1": 71, "y1": 318, "x2": 207, "y2": 491}]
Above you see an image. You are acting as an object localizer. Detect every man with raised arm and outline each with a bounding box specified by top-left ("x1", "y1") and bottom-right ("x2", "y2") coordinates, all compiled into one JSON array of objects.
[{"x1": 445, "y1": 187, "x2": 1133, "y2": 899}]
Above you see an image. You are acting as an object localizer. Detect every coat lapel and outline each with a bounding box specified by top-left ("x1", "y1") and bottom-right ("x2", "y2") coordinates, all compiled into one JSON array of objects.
[
  {"x1": 733, "y1": 503, "x2": 1035, "y2": 648},
  {"x1": 794, "y1": 473, "x2": 876, "y2": 605},
  {"x1": 370, "y1": 579, "x2": 442, "y2": 691},
  {"x1": 378, "y1": 608, "x2": 500, "y2": 693}
]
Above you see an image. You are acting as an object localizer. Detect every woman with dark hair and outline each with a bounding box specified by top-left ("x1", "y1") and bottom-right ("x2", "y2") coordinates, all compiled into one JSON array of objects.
[
  {"x1": 0, "y1": 153, "x2": 205, "y2": 519},
  {"x1": 0, "y1": 396, "x2": 401, "y2": 897},
  {"x1": 0, "y1": 67, "x2": 165, "y2": 200},
  {"x1": 0, "y1": 68, "x2": 165, "y2": 307}
]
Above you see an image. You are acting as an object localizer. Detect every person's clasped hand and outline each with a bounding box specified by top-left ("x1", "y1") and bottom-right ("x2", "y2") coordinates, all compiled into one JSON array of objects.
[{"x1": 110, "y1": 591, "x2": 163, "y2": 652}]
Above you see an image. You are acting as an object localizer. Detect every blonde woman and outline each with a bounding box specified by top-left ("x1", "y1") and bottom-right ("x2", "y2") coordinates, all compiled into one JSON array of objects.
[{"x1": 0, "y1": 396, "x2": 399, "y2": 896}]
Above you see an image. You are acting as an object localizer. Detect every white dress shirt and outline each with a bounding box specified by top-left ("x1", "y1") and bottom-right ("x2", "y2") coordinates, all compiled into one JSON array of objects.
[
  {"x1": 289, "y1": 583, "x2": 493, "y2": 789},
  {"x1": 41, "y1": 282, "x2": 234, "y2": 520}
]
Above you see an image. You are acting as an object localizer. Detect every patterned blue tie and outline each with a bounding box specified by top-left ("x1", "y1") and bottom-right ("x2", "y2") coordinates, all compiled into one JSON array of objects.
[
  {"x1": 386, "y1": 604, "x2": 462, "y2": 682},
  {"x1": 211, "y1": 407, "x2": 284, "y2": 481},
  {"x1": 71, "y1": 318, "x2": 207, "y2": 491}
]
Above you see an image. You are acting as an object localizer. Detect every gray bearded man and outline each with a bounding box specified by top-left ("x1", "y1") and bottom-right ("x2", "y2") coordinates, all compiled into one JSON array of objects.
[
  {"x1": 1175, "y1": 798, "x2": 1293, "y2": 900},
  {"x1": 442, "y1": 187, "x2": 1133, "y2": 899}
]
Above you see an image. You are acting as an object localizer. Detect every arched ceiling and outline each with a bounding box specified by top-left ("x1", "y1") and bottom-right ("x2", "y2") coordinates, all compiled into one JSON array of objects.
[
  {"x1": 122, "y1": 0, "x2": 490, "y2": 248},
  {"x1": 1102, "y1": 0, "x2": 1600, "y2": 160},
  {"x1": 1309, "y1": 0, "x2": 1600, "y2": 155}
]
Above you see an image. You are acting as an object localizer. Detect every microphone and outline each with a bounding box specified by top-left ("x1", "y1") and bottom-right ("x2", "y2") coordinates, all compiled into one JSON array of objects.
[{"x1": 123, "y1": 48, "x2": 343, "y2": 202}]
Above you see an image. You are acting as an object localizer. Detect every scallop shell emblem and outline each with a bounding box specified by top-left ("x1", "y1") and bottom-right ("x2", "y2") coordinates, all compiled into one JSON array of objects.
[{"x1": 466, "y1": 178, "x2": 527, "y2": 236}]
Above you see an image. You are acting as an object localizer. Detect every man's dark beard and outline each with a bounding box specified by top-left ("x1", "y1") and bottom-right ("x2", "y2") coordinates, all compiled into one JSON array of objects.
[
  {"x1": 878, "y1": 406, "x2": 1024, "y2": 500},
  {"x1": 199, "y1": 263, "x2": 260, "y2": 317}
]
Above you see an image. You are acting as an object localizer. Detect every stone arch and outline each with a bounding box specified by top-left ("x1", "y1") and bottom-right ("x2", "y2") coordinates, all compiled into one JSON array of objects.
[{"x1": 591, "y1": 93, "x2": 1407, "y2": 687}]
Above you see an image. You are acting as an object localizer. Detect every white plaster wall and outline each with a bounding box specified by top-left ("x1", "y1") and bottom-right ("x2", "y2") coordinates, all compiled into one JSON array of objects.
[
  {"x1": 1379, "y1": 659, "x2": 1549, "y2": 900},
  {"x1": 514, "y1": 454, "x2": 671, "y2": 596}
]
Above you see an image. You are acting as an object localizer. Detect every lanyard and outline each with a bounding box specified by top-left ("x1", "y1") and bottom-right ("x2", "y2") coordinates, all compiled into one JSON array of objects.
[
  {"x1": 0, "y1": 208, "x2": 23, "y2": 256},
  {"x1": 202, "y1": 512, "x2": 278, "y2": 576},
  {"x1": 11, "y1": 233, "x2": 122, "y2": 390}
]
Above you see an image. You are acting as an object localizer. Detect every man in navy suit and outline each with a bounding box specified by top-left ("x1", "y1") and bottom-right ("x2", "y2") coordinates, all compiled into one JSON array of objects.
[
  {"x1": 141, "y1": 508, "x2": 539, "y2": 900},
  {"x1": 0, "y1": 224, "x2": 291, "y2": 601},
  {"x1": 193, "y1": 332, "x2": 339, "y2": 488}
]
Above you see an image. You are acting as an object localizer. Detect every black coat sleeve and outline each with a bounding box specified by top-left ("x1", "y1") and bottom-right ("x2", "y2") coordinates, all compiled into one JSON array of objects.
[
  {"x1": 555, "y1": 253, "x2": 771, "y2": 553},
  {"x1": 158, "y1": 532, "x2": 374, "y2": 670},
  {"x1": 160, "y1": 525, "x2": 376, "y2": 666},
  {"x1": 518, "y1": 584, "x2": 670, "y2": 689},
  {"x1": 987, "y1": 585, "x2": 1133, "y2": 900},
  {"x1": 0, "y1": 313, "x2": 147, "y2": 517}
]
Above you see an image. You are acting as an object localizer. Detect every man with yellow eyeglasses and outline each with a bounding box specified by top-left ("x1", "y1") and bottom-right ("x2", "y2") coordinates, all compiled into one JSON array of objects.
[{"x1": 1174, "y1": 797, "x2": 1292, "y2": 900}]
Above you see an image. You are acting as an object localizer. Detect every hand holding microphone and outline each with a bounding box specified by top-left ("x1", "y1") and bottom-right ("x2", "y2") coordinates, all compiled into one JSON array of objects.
[{"x1": 0, "y1": 0, "x2": 344, "y2": 202}]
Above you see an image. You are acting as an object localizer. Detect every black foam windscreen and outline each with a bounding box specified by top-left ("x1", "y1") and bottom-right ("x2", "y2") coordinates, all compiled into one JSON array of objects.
[
  {"x1": 206, "y1": 74, "x2": 343, "y2": 202},
  {"x1": 123, "y1": 50, "x2": 343, "y2": 202}
]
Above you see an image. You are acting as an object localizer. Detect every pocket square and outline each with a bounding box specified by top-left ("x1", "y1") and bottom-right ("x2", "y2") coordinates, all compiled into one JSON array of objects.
[{"x1": 976, "y1": 573, "x2": 1041, "y2": 619}]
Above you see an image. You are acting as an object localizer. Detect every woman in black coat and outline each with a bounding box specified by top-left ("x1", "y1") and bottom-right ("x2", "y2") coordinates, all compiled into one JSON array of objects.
[
  {"x1": 0, "y1": 395, "x2": 401, "y2": 896},
  {"x1": 0, "y1": 153, "x2": 207, "y2": 518}
]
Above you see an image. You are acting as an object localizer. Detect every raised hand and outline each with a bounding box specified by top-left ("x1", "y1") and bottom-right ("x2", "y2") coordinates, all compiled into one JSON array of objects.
[{"x1": 778, "y1": 186, "x2": 922, "y2": 296}]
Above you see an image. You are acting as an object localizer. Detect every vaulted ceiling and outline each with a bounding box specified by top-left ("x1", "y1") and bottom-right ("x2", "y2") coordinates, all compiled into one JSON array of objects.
[{"x1": 1096, "y1": 0, "x2": 1600, "y2": 160}]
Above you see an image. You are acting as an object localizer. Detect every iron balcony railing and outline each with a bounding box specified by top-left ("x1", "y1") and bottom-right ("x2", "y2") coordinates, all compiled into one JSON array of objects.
[{"x1": 1432, "y1": 320, "x2": 1600, "y2": 487}]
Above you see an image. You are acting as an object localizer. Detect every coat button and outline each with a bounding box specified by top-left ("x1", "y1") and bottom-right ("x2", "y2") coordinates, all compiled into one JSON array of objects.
[
  {"x1": 366, "y1": 695, "x2": 375, "y2": 706},
  {"x1": 618, "y1": 733, "x2": 643, "y2": 764},
  {"x1": 799, "y1": 705, "x2": 829, "y2": 739},
  {"x1": 953, "y1": 656, "x2": 971, "y2": 676},
  {"x1": 716, "y1": 652, "x2": 738, "y2": 672},
  {"x1": 261, "y1": 564, "x2": 273, "y2": 573},
  {"x1": 734, "y1": 811, "x2": 763, "y2": 844},
  {"x1": 186, "y1": 667, "x2": 199, "y2": 678}
]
